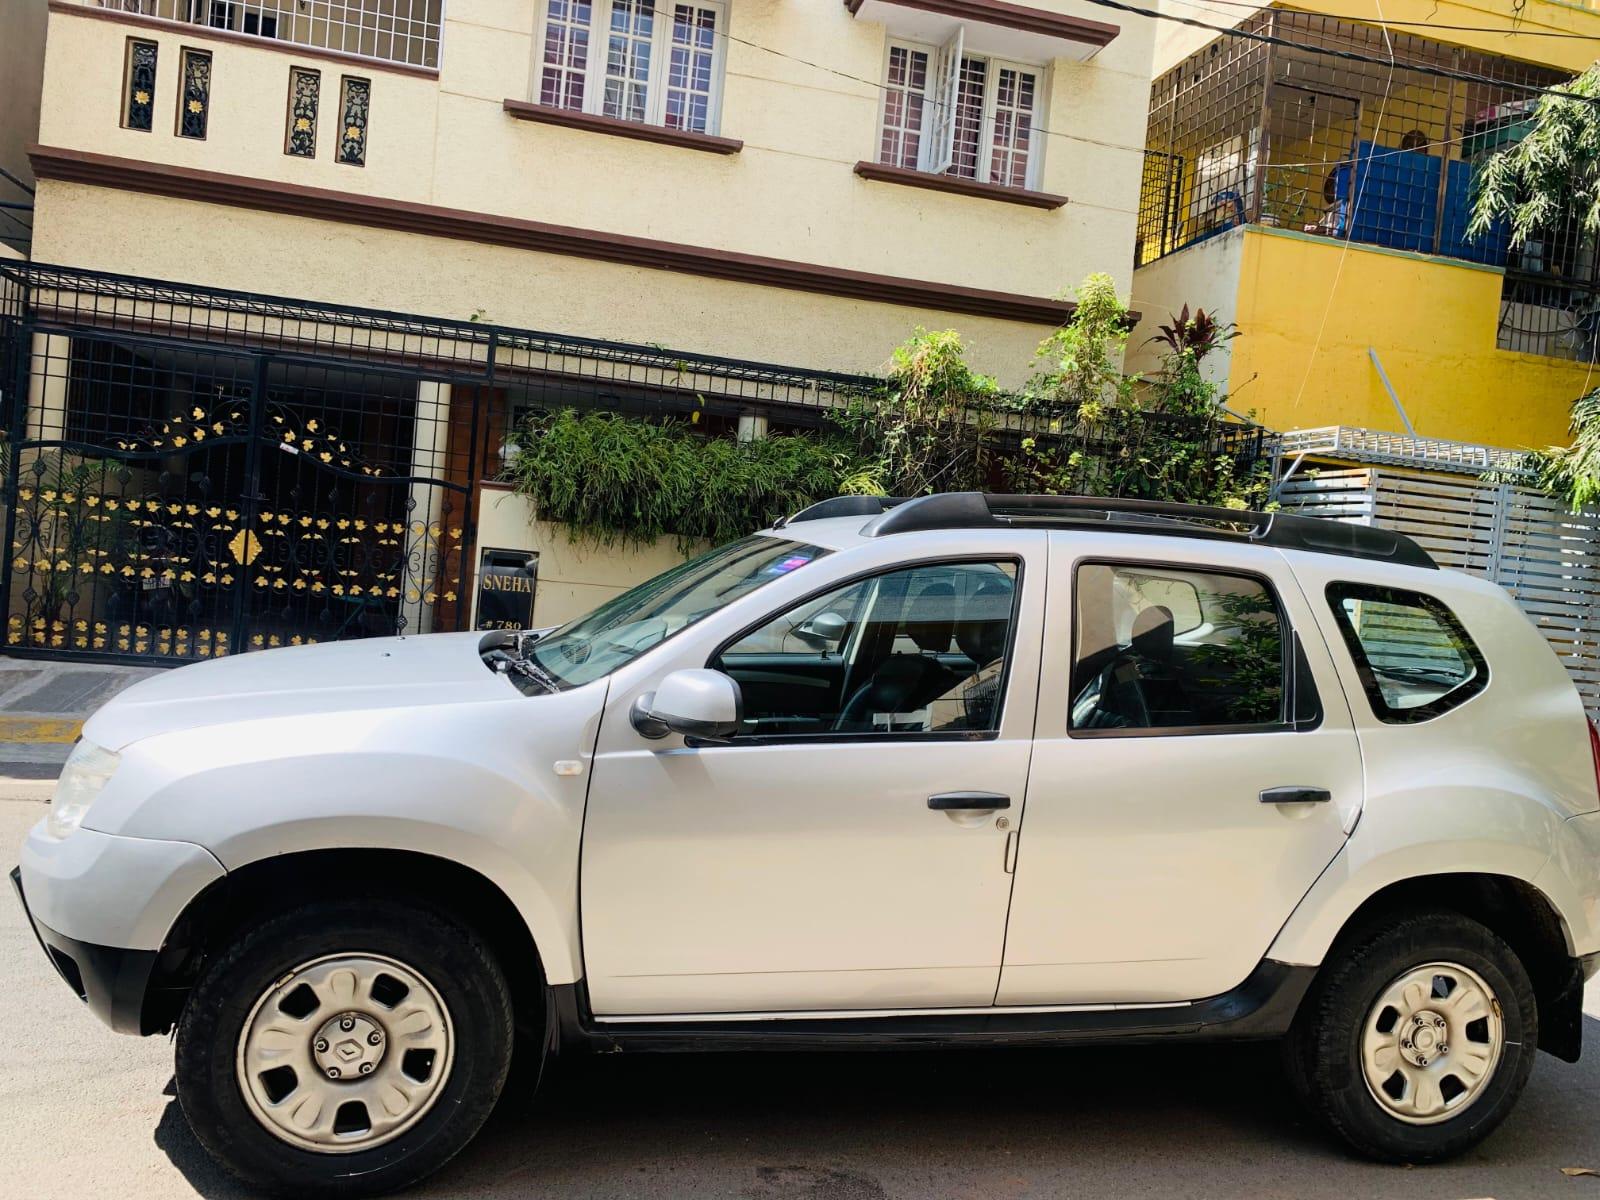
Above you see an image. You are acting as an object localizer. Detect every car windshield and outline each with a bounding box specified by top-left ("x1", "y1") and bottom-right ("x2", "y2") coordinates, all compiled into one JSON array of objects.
[{"x1": 525, "y1": 535, "x2": 829, "y2": 689}]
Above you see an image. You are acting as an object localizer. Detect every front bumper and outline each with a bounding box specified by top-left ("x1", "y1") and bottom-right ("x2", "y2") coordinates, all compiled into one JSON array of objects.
[{"x1": 11, "y1": 866, "x2": 157, "y2": 1035}]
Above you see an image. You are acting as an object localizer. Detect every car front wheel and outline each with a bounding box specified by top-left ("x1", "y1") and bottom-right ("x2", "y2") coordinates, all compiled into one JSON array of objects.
[
  {"x1": 1285, "y1": 909, "x2": 1537, "y2": 1162},
  {"x1": 175, "y1": 897, "x2": 514, "y2": 1196}
]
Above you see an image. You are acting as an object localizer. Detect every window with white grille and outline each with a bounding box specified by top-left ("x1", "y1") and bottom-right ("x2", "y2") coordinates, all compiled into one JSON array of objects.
[
  {"x1": 877, "y1": 32, "x2": 1045, "y2": 190},
  {"x1": 534, "y1": 0, "x2": 728, "y2": 134}
]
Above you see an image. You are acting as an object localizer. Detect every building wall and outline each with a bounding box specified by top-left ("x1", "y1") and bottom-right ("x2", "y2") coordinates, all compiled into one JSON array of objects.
[
  {"x1": 1133, "y1": 226, "x2": 1595, "y2": 448},
  {"x1": 474, "y1": 485, "x2": 704, "y2": 629},
  {"x1": 1154, "y1": 0, "x2": 1600, "y2": 73},
  {"x1": 31, "y1": 0, "x2": 1155, "y2": 385},
  {"x1": 0, "y1": 0, "x2": 49, "y2": 253}
]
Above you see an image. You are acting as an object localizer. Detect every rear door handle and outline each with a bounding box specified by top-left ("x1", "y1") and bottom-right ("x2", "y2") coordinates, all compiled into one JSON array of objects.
[
  {"x1": 1260, "y1": 786, "x2": 1332, "y2": 805},
  {"x1": 928, "y1": 791, "x2": 1011, "y2": 811}
]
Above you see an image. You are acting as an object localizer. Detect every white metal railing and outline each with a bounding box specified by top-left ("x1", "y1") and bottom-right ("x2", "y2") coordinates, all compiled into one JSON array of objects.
[
  {"x1": 80, "y1": 0, "x2": 442, "y2": 69},
  {"x1": 1275, "y1": 425, "x2": 1532, "y2": 478}
]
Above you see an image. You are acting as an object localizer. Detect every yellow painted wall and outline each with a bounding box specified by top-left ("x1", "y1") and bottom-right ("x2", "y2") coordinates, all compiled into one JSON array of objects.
[
  {"x1": 1155, "y1": 0, "x2": 1600, "y2": 73},
  {"x1": 1192, "y1": 227, "x2": 1595, "y2": 448},
  {"x1": 34, "y1": 0, "x2": 1153, "y2": 332}
]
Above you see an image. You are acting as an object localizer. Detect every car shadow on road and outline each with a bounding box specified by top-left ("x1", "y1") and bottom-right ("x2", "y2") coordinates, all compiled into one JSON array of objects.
[{"x1": 153, "y1": 1022, "x2": 1600, "y2": 1200}]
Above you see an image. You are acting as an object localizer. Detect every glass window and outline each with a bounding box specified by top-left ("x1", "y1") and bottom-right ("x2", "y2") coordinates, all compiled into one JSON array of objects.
[
  {"x1": 527, "y1": 535, "x2": 826, "y2": 690},
  {"x1": 877, "y1": 35, "x2": 1043, "y2": 189},
  {"x1": 1070, "y1": 563, "x2": 1289, "y2": 732},
  {"x1": 1327, "y1": 583, "x2": 1487, "y2": 723},
  {"x1": 713, "y1": 561, "x2": 1018, "y2": 738},
  {"x1": 536, "y1": 0, "x2": 725, "y2": 134}
]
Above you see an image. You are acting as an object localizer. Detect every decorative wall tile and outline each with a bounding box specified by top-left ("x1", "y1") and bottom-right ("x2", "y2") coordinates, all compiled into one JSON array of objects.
[
  {"x1": 285, "y1": 67, "x2": 320, "y2": 158},
  {"x1": 177, "y1": 47, "x2": 212, "y2": 139},
  {"x1": 337, "y1": 76, "x2": 370, "y2": 167},
  {"x1": 123, "y1": 39, "x2": 158, "y2": 131}
]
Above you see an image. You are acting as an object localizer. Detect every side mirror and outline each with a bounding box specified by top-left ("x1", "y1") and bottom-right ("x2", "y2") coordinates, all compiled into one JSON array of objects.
[
  {"x1": 794, "y1": 610, "x2": 848, "y2": 648},
  {"x1": 630, "y1": 669, "x2": 744, "y2": 743}
]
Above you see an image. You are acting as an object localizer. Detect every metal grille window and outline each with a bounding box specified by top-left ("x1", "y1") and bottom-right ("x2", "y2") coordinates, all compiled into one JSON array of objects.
[
  {"x1": 539, "y1": 0, "x2": 592, "y2": 110},
  {"x1": 122, "y1": 38, "x2": 158, "y2": 131},
  {"x1": 80, "y1": 1, "x2": 442, "y2": 70},
  {"x1": 1136, "y1": 8, "x2": 1597, "y2": 364},
  {"x1": 877, "y1": 34, "x2": 1045, "y2": 190},
  {"x1": 284, "y1": 66, "x2": 319, "y2": 158},
  {"x1": 176, "y1": 47, "x2": 212, "y2": 139},
  {"x1": 533, "y1": 0, "x2": 727, "y2": 135},
  {"x1": 879, "y1": 45, "x2": 929, "y2": 169}
]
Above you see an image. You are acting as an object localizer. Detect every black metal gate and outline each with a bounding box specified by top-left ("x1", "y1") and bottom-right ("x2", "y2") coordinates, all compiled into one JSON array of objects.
[{"x1": 1, "y1": 322, "x2": 471, "y2": 664}]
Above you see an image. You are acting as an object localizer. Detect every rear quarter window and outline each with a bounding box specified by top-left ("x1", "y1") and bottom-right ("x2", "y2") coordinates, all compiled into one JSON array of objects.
[{"x1": 1326, "y1": 582, "x2": 1487, "y2": 723}]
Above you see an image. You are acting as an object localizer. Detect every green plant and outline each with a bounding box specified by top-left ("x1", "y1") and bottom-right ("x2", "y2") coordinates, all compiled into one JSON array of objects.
[
  {"x1": 1023, "y1": 273, "x2": 1134, "y2": 424},
  {"x1": 1468, "y1": 63, "x2": 1600, "y2": 251},
  {"x1": 505, "y1": 409, "x2": 864, "y2": 550},
  {"x1": 1500, "y1": 384, "x2": 1600, "y2": 511},
  {"x1": 832, "y1": 328, "x2": 1000, "y2": 496}
]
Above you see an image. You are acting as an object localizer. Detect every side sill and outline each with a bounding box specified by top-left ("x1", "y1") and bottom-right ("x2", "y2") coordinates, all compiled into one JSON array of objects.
[{"x1": 549, "y1": 959, "x2": 1315, "y2": 1053}]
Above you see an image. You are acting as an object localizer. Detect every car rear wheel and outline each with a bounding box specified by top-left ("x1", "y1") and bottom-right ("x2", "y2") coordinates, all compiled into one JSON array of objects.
[
  {"x1": 175, "y1": 897, "x2": 514, "y2": 1197},
  {"x1": 1285, "y1": 910, "x2": 1537, "y2": 1162}
]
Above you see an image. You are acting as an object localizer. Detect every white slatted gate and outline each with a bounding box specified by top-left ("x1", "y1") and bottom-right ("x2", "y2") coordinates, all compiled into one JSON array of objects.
[{"x1": 1279, "y1": 468, "x2": 1600, "y2": 716}]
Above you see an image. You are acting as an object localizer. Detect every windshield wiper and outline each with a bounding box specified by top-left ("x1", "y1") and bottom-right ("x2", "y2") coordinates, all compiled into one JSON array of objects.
[{"x1": 510, "y1": 655, "x2": 562, "y2": 695}]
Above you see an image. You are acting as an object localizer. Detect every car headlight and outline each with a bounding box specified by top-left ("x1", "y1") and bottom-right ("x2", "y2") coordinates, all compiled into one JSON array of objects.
[{"x1": 48, "y1": 741, "x2": 120, "y2": 838}]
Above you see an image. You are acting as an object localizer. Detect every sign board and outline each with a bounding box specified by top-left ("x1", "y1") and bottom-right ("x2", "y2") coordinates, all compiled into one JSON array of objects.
[{"x1": 475, "y1": 548, "x2": 538, "y2": 631}]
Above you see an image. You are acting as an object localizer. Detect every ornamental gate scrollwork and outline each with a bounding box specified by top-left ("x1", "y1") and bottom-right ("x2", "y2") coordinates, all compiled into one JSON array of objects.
[{"x1": 1, "y1": 331, "x2": 471, "y2": 663}]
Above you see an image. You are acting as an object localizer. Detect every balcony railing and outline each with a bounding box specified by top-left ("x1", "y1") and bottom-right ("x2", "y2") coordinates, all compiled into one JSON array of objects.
[
  {"x1": 1136, "y1": 6, "x2": 1599, "y2": 365},
  {"x1": 76, "y1": 0, "x2": 442, "y2": 69}
]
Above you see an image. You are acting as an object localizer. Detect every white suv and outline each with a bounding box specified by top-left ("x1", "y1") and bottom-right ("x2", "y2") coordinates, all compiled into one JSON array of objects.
[{"x1": 14, "y1": 492, "x2": 1600, "y2": 1195}]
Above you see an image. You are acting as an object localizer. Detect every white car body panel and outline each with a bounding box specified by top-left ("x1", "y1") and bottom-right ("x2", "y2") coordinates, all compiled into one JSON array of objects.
[
  {"x1": 15, "y1": 511, "x2": 1600, "y2": 1027},
  {"x1": 579, "y1": 527, "x2": 1047, "y2": 1014},
  {"x1": 998, "y1": 535, "x2": 1367, "y2": 1004}
]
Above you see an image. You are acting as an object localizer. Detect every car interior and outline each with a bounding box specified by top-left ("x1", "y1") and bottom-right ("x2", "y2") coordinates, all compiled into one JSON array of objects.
[{"x1": 715, "y1": 562, "x2": 1018, "y2": 736}]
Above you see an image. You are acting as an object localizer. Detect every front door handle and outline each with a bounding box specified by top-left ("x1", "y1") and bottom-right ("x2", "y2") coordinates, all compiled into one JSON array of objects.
[
  {"x1": 1260, "y1": 786, "x2": 1332, "y2": 805},
  {"x1": 928, "y1": 791, "x2": 1011, "y2": 811}
]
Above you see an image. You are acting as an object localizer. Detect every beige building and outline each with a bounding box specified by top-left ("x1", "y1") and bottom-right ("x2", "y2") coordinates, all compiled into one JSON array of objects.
[{"x1": 2, "y1": 0, "x2": 1155, "y2": 661}]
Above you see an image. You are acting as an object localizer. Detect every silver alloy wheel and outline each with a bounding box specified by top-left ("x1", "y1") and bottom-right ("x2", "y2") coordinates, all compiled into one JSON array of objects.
[
  {"x1": 1359, "y1": 960, "x2": 1504, "y2": 1126},
  {"x1": 236, "y1": 953, "x2": 454, "y2": 1153}
]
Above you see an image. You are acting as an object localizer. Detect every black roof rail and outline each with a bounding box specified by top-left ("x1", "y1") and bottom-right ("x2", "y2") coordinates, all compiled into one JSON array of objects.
[{"x1": 821, "y1": 492, "x2": 1439, "y2": 570}]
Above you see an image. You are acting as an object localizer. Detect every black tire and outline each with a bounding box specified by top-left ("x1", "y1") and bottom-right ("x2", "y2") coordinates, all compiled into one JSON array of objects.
[
  {"x1": 175, "y1": 897, "x2": 515, "y2": 1197},
  {"x1": 1284, "y1": 909, "x2": 1538, "y2": 1163}
]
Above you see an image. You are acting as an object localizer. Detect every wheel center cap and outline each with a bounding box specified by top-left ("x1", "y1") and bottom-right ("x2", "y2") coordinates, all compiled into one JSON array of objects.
[
  {"x1": 311, "y1": 1011, "x2": 386, "y2": 1080},
  {"x1": 1398, "y1": 1008, "x2": 1449, "y2": 1066}
]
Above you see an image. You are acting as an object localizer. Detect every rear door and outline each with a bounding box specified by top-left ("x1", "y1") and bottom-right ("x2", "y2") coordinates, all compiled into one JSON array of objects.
[{"x1": 999, "y1": 535, "x2": 1364, "y2": 1004}]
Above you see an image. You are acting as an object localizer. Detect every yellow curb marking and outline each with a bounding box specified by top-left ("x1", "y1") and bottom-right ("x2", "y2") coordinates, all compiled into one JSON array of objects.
[{"x1": 0, "y1": 717, "x2": 83, "y2": 744}]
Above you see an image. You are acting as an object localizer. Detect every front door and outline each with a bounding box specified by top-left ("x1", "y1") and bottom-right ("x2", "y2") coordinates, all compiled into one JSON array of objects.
[
  {"x1": 998, "y1": 536, "x2": 1364, "y2": 1005},
  {"x1": 581, "y1": 546, "x2": 1045, "y2": 1015}
]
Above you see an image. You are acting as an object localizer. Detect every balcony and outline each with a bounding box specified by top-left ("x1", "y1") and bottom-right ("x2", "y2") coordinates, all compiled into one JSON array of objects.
[
  {"x1": 62, "y1": 0, "x2": 442, "y2": 70},
  {"x1": 1136, "y1": 6, "x2": 1597, "y2": 364}
]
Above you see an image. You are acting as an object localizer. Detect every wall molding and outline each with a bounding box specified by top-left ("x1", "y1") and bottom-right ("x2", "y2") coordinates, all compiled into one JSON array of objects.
[
  {"x1": 48, "y1": 0, "x2": 440, "y2": 79},
  {"x1": 28, "y1": 144, "x2": 1076, "y2": 325},
  {"x1": 842, "y1": 0, "x2": 1119, "y2": 48},
  {"x1": 853, "y1": 161, "x2": 1067, "y2": 209},
  {"x1": 503, "y1": 99, "x2": 743, "y2": 155}
]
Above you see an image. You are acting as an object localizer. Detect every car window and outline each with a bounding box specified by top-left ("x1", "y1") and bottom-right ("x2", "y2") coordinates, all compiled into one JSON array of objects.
[
  {"x1": 713, "y1": 560, "x2": 1019, "y2": 738},
  {"x1": 1070, "y1": 563, "x2": 1288, "y2": 733},
  {"x1": 1327, "y1": 583, "x2": 1487, "y2": 723}
]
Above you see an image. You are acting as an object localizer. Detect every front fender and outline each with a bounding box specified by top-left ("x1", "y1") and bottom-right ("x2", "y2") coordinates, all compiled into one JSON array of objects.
[{"x1": 78, "y1": 697, "x2": 599, "y2": 985}]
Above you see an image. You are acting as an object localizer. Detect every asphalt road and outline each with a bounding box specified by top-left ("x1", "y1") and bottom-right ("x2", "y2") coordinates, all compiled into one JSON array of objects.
[{"x1": 4, "y1": 793, "x2": 1600, "y2": 1200}]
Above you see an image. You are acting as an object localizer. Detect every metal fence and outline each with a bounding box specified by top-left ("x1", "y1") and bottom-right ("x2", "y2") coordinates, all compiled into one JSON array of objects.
[
  {"x1": 1138, "y1": 6, "x2": 1598, "y2": 364},
  {"x1": 1278, "y1": 466, "x2": 1600, "y2": 716},
  {"x1": 0, "y1": 262, "x2": 878, "y2": 663},
  {"x1": 76, "y1": 0, "x2": 443, "y2": 69}
]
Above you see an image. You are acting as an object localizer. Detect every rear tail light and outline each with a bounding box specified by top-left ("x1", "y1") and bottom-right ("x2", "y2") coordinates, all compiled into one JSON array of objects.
[{"x1": 1588, "y1": 719, "x2": 1600, "y2": 803}]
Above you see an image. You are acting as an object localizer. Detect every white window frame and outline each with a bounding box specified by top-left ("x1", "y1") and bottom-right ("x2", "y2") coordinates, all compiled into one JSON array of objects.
[
  {"x1": 531, "y1": 0, "x2": 730, "y2": 135},
  {"x1": 875, "y1": 32, "x2": 1048, "y2": 191}
]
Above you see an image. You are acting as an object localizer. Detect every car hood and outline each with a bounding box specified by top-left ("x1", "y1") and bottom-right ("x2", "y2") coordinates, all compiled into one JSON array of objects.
[{"x1": 83, "y1": 632, "x2": 525, "y2": 750}]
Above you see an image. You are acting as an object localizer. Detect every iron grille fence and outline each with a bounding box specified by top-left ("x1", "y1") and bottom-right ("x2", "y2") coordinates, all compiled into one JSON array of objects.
[
  {"x1": 76, "y1": 0, "x2": 442, "y2": 69},
  {"x1": 1137, "y1": 6, "x2": 1598, "y2": 364}
]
